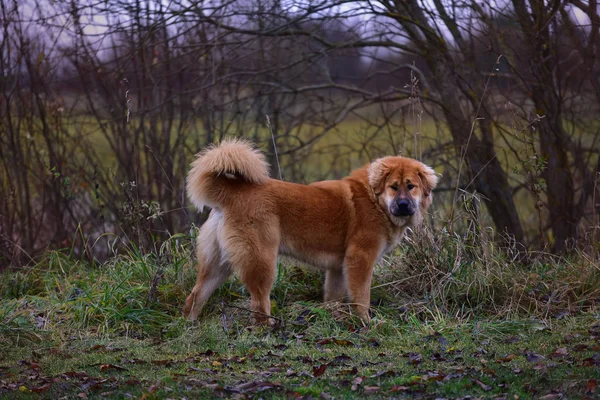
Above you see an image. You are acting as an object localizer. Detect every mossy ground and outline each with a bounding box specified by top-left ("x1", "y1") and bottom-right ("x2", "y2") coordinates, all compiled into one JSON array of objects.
[{"x1": 0, "y1": 246, "x2": 598, "y2": 399}]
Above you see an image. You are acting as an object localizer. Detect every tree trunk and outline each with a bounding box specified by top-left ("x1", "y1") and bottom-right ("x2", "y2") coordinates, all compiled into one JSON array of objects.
[
  {"x1": 389, "y1": 0, "x2": 525, "y2": 243},
  {"x1": 512, "y1": 0, "x2": 578, "y2": 252}
]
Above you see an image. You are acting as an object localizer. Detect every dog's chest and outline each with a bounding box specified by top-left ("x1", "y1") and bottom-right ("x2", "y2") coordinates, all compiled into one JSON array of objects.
[{"x1": 379, "y1": 228, "x2": 407, "y2": 259}]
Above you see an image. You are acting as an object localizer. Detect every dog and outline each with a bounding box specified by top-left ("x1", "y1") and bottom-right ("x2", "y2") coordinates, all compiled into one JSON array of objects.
[{"x1": 184, "y1": 139, "x2": 438, "y2": 323}]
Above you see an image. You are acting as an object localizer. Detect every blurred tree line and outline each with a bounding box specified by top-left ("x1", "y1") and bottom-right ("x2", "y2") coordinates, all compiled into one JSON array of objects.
[{"x1": 0, "y1": 0, "x2": 598, "y2": 267}]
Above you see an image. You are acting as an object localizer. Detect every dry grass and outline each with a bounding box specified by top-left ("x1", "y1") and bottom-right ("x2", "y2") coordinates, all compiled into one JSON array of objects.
[{"x1": 374, "y1": 192, "x2": 600, "y2": 322}]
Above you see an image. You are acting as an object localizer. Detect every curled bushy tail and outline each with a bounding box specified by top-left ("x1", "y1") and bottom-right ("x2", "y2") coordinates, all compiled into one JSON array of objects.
[{"x1": 187, "y1": 138, "x2": 270, "y2": 210}]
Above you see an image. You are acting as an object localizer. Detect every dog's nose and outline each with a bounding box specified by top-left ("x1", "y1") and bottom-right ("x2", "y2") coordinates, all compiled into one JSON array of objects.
[{"x1": 391, "y1": 199, "x2": 414, "y2": 217}]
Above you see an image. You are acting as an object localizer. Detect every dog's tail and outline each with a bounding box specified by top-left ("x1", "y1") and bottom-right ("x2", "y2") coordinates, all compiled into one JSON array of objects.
[{"x1": 187, "y1": 138, "x2": 270, "y2": 210}]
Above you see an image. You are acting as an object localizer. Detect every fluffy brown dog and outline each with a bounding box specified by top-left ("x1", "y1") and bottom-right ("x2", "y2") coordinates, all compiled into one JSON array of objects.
[{"x1": 184, "y1": 139, "x2": 438, "y2": 323}]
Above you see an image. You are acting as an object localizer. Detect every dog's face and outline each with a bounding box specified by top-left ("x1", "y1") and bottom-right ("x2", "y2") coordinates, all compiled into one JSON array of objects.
[{"x1": 367, "y1": 156, "x2": 438, "y2": 226}]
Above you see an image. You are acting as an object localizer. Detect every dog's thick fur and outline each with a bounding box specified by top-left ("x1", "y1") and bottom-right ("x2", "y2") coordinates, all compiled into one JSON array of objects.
[{"x1": 184, "y1": 139, "x2": 438, "y2": 323}]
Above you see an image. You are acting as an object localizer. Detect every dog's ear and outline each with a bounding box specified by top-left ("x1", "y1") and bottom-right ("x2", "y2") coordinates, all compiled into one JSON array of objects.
[
  {"x1": 418, "y1": 163, "x2": 439, "y2": 197},
  {"x1": 367, "y1": 157, "x2": 391, "y2": 196}
]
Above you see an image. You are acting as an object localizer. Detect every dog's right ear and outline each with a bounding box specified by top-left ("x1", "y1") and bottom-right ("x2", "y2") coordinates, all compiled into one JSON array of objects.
[{"x1": 367, "y1": 157, "x2": 391, "y2": 196}]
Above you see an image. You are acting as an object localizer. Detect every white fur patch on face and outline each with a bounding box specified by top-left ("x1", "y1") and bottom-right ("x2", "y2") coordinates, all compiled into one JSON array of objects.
[
  {"x1": 384, "y1": 193, "x2": 404, "y2": 226},
  {"x1": 384, "y1": 192, "x2": 394, "y2": 210}
]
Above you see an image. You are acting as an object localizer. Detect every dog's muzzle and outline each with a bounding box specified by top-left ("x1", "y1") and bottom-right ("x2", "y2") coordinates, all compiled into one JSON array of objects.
[{"x1": 390, "y1": 198, "x2": 415, "y2": 217}]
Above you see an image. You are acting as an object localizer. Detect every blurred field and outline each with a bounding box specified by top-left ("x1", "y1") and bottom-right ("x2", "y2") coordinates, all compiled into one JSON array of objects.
[{"x1": 52, "y1": 110, "x2": 596, "y2": 244}]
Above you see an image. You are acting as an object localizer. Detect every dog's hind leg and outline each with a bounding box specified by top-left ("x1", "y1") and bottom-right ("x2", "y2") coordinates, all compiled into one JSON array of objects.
[
  {"x1": 239, "y1": 253, "x2": 277, "y2": 325},
  {"x1": 324, "y1": 268, "x2": 347, "y2": 303},
  {"x1": 184, "y1": 213, "x2": 231, "y2": 321},
  {"x1": 184, "y1": 259, "x2": 231, "y2": 321},
  {"x1": 228, "y1": 225, "x2": 279, "y2": 325}
]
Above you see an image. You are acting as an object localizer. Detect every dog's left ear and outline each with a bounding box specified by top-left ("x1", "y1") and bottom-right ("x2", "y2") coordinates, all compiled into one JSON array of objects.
[
  {"x1": 367, "y1": 157, "x2": 391, "y2": 196},
  {"x1": 418, "y1": 163, "x2": 439, "y2": 197}
]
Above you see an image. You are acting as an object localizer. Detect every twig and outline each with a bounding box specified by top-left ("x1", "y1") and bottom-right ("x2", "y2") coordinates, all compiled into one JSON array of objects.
[
  {"x1": 453, "y1": 55, "x2": 502, "y2": 207},
  {"x1": 221, "y1": 301, "x2": 229, "y2": 334},
  {"x1": 222, "y1": 303, "x2": 287, "y2": 327},
  {"x1": 266, "y1": 115, "x2": 283, "y2": 181}
]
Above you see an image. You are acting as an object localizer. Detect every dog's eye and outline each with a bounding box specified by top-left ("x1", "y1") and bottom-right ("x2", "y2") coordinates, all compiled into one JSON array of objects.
[
  {"x1": 407, "y1": 183, "x2": 415, "y2": 190},
  {"x1": 390, "y1": 184, "x2": 399, "y2": 191}
]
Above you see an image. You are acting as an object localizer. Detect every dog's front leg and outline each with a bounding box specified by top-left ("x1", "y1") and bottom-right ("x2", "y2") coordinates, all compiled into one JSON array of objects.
[{"x1": 343, "y1": 243, "x2": 379, "y2": 321}]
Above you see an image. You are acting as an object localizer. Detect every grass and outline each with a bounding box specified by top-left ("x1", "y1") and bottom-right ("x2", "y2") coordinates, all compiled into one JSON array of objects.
[
  {"x1": 1, "y1": 224, "x2": 599, "y2": 399},
  {"x1": 2, "y1": 314, "x2": 599, "y2": 399}
]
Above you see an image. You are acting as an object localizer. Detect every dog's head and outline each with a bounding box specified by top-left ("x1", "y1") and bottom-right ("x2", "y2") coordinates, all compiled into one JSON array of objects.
[{"x1": 367, "y1": 156, "x2": 438, "y2": 226}]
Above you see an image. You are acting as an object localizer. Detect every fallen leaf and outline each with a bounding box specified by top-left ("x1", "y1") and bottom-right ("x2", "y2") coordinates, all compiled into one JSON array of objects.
[
  {"x1": 548, "y1": 347, "x2": 568, "y2": 358},
  {"x1": 363, "y1": 385, "x2": 380, "y2": 394},
  {"x1": 99, "y1": 364, "x2": 126, "y2": 372},
  {"x1": 525, "y1": 351, "x2": 545, "y2": 362},
  {"x1": 390, "y1": 385, "x2": 410, "y2": 392},
  {"x1": 404, "y1": 352, "x2": 422, "y2": 365},
  {"x1": 338, "y1": 366, "x2": 358, "y2": 376},
  {"x1": 78, "y1": 393, "x2": 88, "y2": 399},
  {"x1": 313, "y1": 364, "x2": 328, "y2": 377},
  {"x1": 582, "y1": 356, "x2": 600, "y2": 367},
  {"x1": 586, "y1": 379, "x2": 597, "y2": 393},
  {"x1": 423, "y1": 371, "x2": 446, "y2": 381},
  {"x1": 474, "y1": 379, "x2": 492, "y2": 391},
  {"x1": 573, "y1": 344, "x2": 589, "y2": 352},
  {"x1": 538, "y1": 394, "x2": 562, "y2": 399},
  {"x1": 533, "y1": 363, "x2": 546, "y2": 370},
  {"x1": 504, "y1": 335, "x2": 520, "y2": 344},
  {"x1": 64, "y1": 371, "x2": 89, "y2": 378},
  {"x1": 317, "y1": 338, "x2": 355, "y2": 347},
  {"x1": 430, "y1": 352, "x2": 447, "y2": 361},
  {"x1": 234, "y1": 381, "x2": 281, "y2": 393},
  {"x1": 263, "y1": 351, "x2": 283, "y2": 358},
  {"x1": 332, "y1": 354, "x2": 352, "y2": 364},
  {"x1": 151, "y1": 359, "x2": 172, "y2": 366},
  {"x1": 351, "y1": 376, "x2": 363, "y2": 391},
  {"x1": 31, "y1": 383, "x2": 51, "y2": 393},
  {"x1": 370, "y1": 370, "x2": 395, "y2": 378},
  {"x1": 496, "y1": 354, "x2": 516, "y2": 363}
]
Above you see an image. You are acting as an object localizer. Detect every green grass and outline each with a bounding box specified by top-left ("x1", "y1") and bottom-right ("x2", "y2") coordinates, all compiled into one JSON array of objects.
[
  {"x1": 2, "y1": 315, "x2": 599, "y2": 399},
  {"x1": 1, "y1": 229, "x2": 599, "y2": 399}
]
